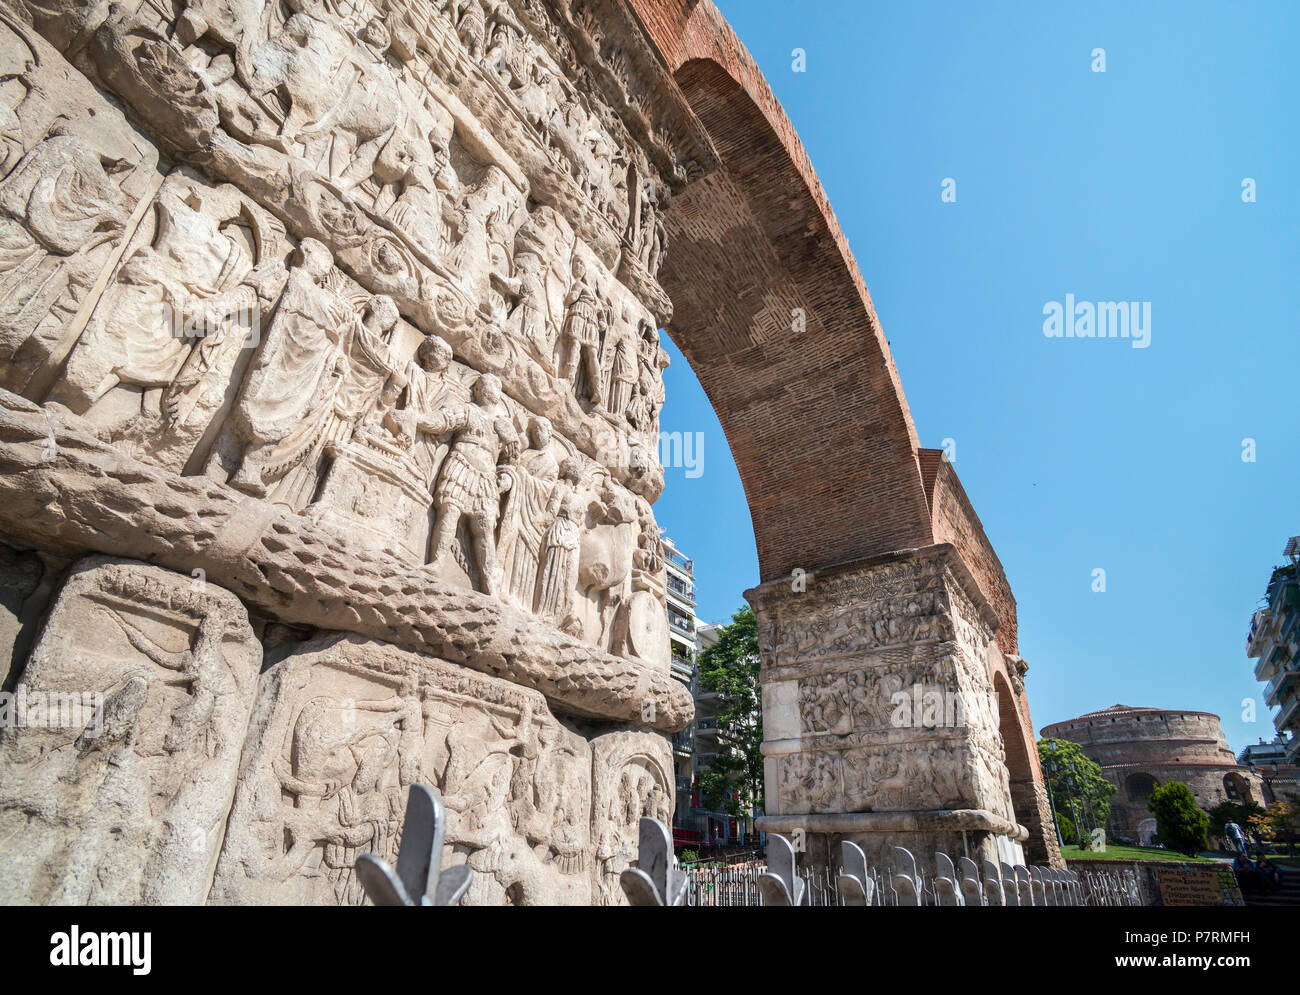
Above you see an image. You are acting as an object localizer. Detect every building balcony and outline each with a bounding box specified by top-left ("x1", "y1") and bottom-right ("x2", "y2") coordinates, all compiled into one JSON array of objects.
[
  {"x1": 665, "y1": 549, "x2": 693, "y2": 576},
  {"x1": 668, "y1": 614, "x2": 695, "y2": 638},
  {"x1": 1275, "y1": 694, "x2": 1300, "y2": 736},
  {"x1": 1248, "y1": 608, "x2": 1272, "y2": 658},
  {"x1": 666, "y1": 576, "x2": 695, "y2": 604},
  {"x1": 1266, "y1": 662, "x2": 1300, "y2": 707},
  {"x1": 667, "y1": 596, "x2": 696, "y2": 619},
  {"x1": 1256, "y1": 648, "x2": 1281, "y2": 684}
]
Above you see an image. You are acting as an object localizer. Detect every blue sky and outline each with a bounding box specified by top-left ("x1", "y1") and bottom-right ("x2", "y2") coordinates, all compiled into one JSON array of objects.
[{"x1": 652, "y1": 0, "x2": 1299, "y2": 756}]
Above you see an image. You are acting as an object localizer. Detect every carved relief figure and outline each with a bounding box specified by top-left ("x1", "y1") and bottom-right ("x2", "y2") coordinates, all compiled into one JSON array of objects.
[
  {"x1": 317, "y1": 294, "x2": 404, "y2": 449},
  {"x1": 447, "y1": 165, "x2": 522, "y2": 312},
  {"x1": 424, "y1": 373, "x2": 519, "y2": 596},
  {"x1": 0, "y1": 132, "x2": 131, "y2": 392},
  {"x1": 535, "y1": 456, "x2": 584, "y2": 633},
  {"x1": 799, "y1": 673, "x2": 852, "y2": 736},
  {"x1": 386, "y1": 332, "x2": 457, "y2": 490},
  {"x1": 577, "y1": 472, "x2": 640, "y2": 648},
  {"x1": 245, "y1": 3, "x2": 403, "y2": 189},
  {"x1": 496, "y1": 416, "x2": 559, "y2": 611},
  {"x1": 56, "y1": 181, "x2": 288, "y2": 469},
  {"x1": 227, "y1": 238, "x2": 351, "y2": 505},
  {"x1": 557, "y1": 255, "x2": 604, "y2": 404},
  {"x1": 603, "y1": 309, "x2": 638, "y2": 417},
  {"x1": 781, "y1": 751, "x2": 841, "y2": 814},
  {"x1": 502, "y1": 246, "x2": 552, "y2": 367},
  {"x1": 273, "y1": 689, "x2": 422, "y2": 905},
  {"x1": 0, "y1": 558, "x2": 260, "y2": 905}
]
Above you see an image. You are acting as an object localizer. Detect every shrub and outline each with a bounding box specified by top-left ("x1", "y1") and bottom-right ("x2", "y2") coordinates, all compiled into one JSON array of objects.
[
  {"x1": 1056, "y1": 811, "x2": 1077, "y2": 846},
  {"x1": 1148, "y1": 782, "x2": 1209, "y2": 856}
]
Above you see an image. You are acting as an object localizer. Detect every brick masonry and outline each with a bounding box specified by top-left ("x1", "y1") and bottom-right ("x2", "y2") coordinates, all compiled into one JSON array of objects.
[{"x1": 627, "y1": 0, "x2": 1058, "y2": 866}]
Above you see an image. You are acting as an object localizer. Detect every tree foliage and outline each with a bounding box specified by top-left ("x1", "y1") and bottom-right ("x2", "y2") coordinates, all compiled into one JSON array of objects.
[
  {"x1": 1249, "y1": 792, "x2": 1300, "y2": 851},
  {"x1": 695, "y1": 606, "x2": 763, "y2": 817},
  {"x1": 1055, "y1": 811, "x2": 1077, "y2": 846},
  {"x1": 1208, "y1": 801, "x2": 1264, "y2": 843},
  {"x1": 1147, "y1": 781, "x2": 1209, "y2": 856},
  {"x1": 1037, "y1": 737, "x2": 1117, "y2": 837}
]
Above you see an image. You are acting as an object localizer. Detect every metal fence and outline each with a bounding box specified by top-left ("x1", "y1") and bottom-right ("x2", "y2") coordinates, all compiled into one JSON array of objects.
[
  {"x1": 679, "y1": 851, "x2": 1141, "y2": 906},
  {"x1": 1074, "y1": 865, "x2": 1143, "y2": 907}
]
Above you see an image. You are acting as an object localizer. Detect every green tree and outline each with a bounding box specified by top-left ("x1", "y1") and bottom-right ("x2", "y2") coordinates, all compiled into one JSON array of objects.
[
  {"x1": 1055, "y1": 811, "x2": 1077, "y2": 846},
  {"x1": 1037, "y1": 737, "x2": 1117, "y2": 843},
  {"x1": 1249, "y1": 792, "x2": 1300, "y2": 856},
  {"x1": 1148, "y1": 781, "x2": 1209, "y2": 856},
  {"x1": 695, "y1": 606, "x2": 763, "y2": 821}
]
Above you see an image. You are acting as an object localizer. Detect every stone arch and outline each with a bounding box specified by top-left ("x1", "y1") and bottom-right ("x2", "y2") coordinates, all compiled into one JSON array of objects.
[
  {"x1": 991, "y1": 666, "x2": 1054, "y2": 860},
  {"x1": 1126, "y1": 771, "x2": 1159, "y2": 804},
  {"x1": 658, "y1": 54, "x2": 932, "y2": 580},
  {"x1": 629, "y1": 0, "x2": 1057, "y2": 867},
  {"x1": 993, "y1": 670, "x2": 1035, "y2": 804},
  {"x1": 1223, "y1": 771, "x2": 1253, "y2": 804}
]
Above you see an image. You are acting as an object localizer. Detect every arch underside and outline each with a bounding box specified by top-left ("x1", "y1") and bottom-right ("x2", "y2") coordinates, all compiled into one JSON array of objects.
[
  {"x1": 629, "y1": 0, "x2": 1058, "y2": 866},
  {"x1": 659, "y1": 54, "x2": 933, "y2": 582}
]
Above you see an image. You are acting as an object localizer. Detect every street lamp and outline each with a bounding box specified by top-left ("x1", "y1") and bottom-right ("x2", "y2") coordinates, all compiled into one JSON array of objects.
[
  {"x1": 1065, "y1": 760, "x2": 1082, "y2": 849},
  {"x1": 1045, "y1": 740, "x2": 1064, "y2": 847}
]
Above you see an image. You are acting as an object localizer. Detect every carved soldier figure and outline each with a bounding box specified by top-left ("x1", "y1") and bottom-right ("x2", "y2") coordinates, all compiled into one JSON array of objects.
[
  {"x1": 446, "y1": 0, "x2": 488, "y2": 58},
  {"x1": 447, "y1": 166, "x2": 521, "y2": 311},
  {"x1": 277, "y1": 293, "x2": 407, "y2": 508},
  {"x1": 558, "y1": 256, "x2": 604, "y2": 404},
  {"x1": 385, "y1": 333, "x2": 456, "y2": 489},
  {"x1": 0, "y1": 132, "x2": 131, "y2": 393},
  {"x1": 627, "y1": 323, "x2": 664, "y2": 432},
  {"x1": 327, "y1": 294, "x2": 404, "y2": 441},
  {"x1": 56, "y1": 184, "x2": 262, "y2": 421},
  {"x1": 421, "y1": 373, "x2": 519, "y2": 596},
  {"x1": 484, "y1": 1, "x2": 527, "y2": 87}
]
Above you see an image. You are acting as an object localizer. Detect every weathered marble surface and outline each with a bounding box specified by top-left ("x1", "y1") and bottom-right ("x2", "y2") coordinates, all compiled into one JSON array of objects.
[
  {"x1": 209, "y1": 634, "x2": 604, "y2": 906},
  {"x1": 0, "y1": 0, "x2": 704, "y2": 903},
  {"x1": 0, "y1": 392, "x2": 692, "y2": 732},
  {"x1": 0, "y1": 557, "x2": 261, "y2": 904},
  {"x1": 750, "y1": 545, "x2": 1028, "y2": 870}
]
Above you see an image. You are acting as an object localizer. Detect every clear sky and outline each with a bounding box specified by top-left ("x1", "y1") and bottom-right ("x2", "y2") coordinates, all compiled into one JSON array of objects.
[{"x1": 651, "y1": 0, "x2": 1299, "y2": 757}]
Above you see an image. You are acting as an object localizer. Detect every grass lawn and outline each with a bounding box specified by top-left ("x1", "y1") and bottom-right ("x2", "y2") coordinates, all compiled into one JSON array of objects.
[{"x1": 1060, "y1": 844, "x2": 1212, "y2": 862}]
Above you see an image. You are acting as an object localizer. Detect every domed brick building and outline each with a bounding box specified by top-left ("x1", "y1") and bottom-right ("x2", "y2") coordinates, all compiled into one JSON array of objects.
[{"x1": 1041, "y1": 705, "x2": 1263, "y2": 844}]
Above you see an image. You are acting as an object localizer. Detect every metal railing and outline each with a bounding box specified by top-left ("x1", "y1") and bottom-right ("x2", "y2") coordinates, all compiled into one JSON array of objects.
[{"x1": 674, "y1": 842, "x2": 1139, "y2": 907}]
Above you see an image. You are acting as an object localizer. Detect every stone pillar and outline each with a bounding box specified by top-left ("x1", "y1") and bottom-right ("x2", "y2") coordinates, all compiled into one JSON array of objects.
[
  {"x1": 749, "y1": 544, "x2": 1029, "y2": 873},
  {"x1": 999, "y1": 654, "x2": 1062, "y2": 867}
]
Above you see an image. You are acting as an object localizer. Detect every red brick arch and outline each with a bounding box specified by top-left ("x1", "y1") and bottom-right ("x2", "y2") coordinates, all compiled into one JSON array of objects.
[
  {"x1": 631, "y1": 0, "x2": 1058, "y2": 864},
  {"x1": 632, "y1": 0, "x2": 934, "y2": 581}
]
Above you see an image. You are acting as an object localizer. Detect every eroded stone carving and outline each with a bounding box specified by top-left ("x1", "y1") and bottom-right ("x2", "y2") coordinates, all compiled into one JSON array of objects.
[
  {"x1": 0, "y1": 557, "x2": 260, "y2": 904},
  {"x1": 0, "y1": 0, "x2": 705, "y2": 905},
  {"x1": 752, "y1": 546, "x2": 1025, "y2": 870},
  {"x1": 590, "y1": 727, "x2": 672, "y2": 906},
  {"x1": 209, "y1": 633, "x2": 593, "y2": 905},
  {"x1": 0, "y1": 11, "x2": 159, "y2": 398}
]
